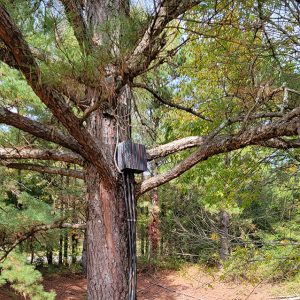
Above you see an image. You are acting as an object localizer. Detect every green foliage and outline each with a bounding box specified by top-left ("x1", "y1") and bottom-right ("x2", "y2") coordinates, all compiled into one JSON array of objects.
[
  {"x1": 137, "y1": 255, "x2": 184, "y2": 271},
  {"x1": 0, "y1": 183, "x2": 57, "y2": 235},
  {"x1": 0, "y1": 253, "x2": 56, "y2": 300},
  {"x1": 224, "y1": 244, "x2": 300, "y2": 283}
]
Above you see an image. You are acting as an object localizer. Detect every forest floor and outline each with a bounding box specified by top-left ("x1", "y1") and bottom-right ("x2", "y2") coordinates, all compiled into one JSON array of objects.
[{"x1": 0, "y1": 264, "x2": 297, "y2": 300}]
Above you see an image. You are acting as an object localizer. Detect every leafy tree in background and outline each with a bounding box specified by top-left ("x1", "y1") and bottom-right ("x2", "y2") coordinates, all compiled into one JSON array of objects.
[{"x1": 1, "y1": 0, "x2": 300, "y2": 298}]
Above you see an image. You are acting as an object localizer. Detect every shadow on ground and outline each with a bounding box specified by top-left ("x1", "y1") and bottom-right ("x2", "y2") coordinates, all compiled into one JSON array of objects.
[{"x1": 0, "y1": 265, "x2": 274, "y2": 300}]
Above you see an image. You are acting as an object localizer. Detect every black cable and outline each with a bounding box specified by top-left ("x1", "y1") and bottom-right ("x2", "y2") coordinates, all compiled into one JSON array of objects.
[{"x1": 123, "y1": 171, "x2": 137, "y2": 300}]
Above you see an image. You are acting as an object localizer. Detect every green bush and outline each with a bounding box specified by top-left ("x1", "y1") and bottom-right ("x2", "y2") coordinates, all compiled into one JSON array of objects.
[{"x1": 0, "y1": 253, "x2": 56, "y2": 300}]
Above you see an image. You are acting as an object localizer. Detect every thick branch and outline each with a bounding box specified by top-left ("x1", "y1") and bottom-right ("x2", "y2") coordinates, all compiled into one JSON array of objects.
[
  {"x1": 127, "y1": 0, "x2": 201, "y2": 77},
  {"x1": 147, "y1": 136, "x2": 204, "y2": 161},
  {"x1": 0, "y1": 46, "x2": 18, "y2": 68},
  {"x1": 132, "y1": 82, "x2": 211, "y2": 121},
  {"x1": 139, "y1": 107, "x2": 300, "y2": 196},
  {"x1": 256, "y1": 138, "x2": 300, "y2": 150},
  {"x1": 60, "y1": 0, "x2": 91, "y2": 51},
  {"x1": 0, "y1": 7, "x2": 40, "y2": 84},
  {"x1": 0, "y1": 6, "x2": 114, "y2": 183},
  {"x1": 0, "y1": 148, "x2": 84, "y2": 165},
  {"x1": 1, "y1": 162, "x2": 84, "y2": 179},
  {"x1": 147, "y1": 112, "x2": 285, "y2": 160},
  {"x1": 0, "y1": 108, "x2": 82, "y2": 153}
]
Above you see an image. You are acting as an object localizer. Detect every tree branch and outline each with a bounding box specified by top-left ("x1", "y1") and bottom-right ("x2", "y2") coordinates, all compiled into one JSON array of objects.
[
  {"x1": 0, "y1": 6, "x2": 114, "y2": 184},
  {"x1": 132, "y1": 82, "x2": 211, "y2": 121},
  {"x1": 0, "y1": 148, "x2": 84, "y2": 165},
  {"x1": 147, "y1": 136, "x2": 204, "y2": 161},
  {"x1": 146, "y1": 111, "x2": 286, "y2": 161},
  {"x1": 256, "y1": 138, "x2": 300, "y2": 150},
  {"x1": 1, "y1": 162, "x2": 84, "y2": 179},
  {"x1": 0, "y1": 45, "x2": 18, "y2": 68},
  {"x1": 138, "y1": 107, "x2": 300, "y2": 196},
  {"x1": 60, "y1": 0, "x2": 91, "y2": 51},
  {"x1": 127, "y1": 0, "x2": 201, "y2": 77},
  {"x1": 0, "y1": 108, "x2": 82, "y2": 153}
]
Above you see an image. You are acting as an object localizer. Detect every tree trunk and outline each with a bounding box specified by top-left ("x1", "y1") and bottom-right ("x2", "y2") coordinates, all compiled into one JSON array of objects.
[
  {"x1": 71, "y1": 183, "x2": 78, "y2": 265},
  {"x1": 46, "y1": 247, "x2": 53, "y2": 265},
  {"x1": 59, "y1": 233, "x2": 63, "y2": 264},
  {"x1": 220, "y1": 155, "x2": 230, "y2": 263},
  {"x1": 64, "y1": 230, "x2": 68, "y2": 265},
  {"x1": 81, "y1": 230, "x2": 87, "y2": 276},
  {"x1": 59, "y1": 191, "x2": 63, "y2": 265},
  {"x1": 84, "y1": 1, "x2": 132, "y2": 297},
  {"x1": 85, "y1": 164, "x2": 128, "y2": 299},
  {"x1": 84, "y1": 83, "x2": 131, "y2": 299},
  {"x1": 71, "y1": 233, "x2": 78, "y2": 264},
  {"x1": 149, "y1": 188, "x2": 159, "y2": 259},
  {"x1": 140, "y1": 206, "x2": 145, "y2": 256},
  {"x1": 145, "y1": 206, "x2": 149, "y2": 257},
  {"x1": 219, "y1": 210, "x2": 230, "y2": 262},
  {"x1": 160, "y1": 203, "x2": 166, "y2": 256}
]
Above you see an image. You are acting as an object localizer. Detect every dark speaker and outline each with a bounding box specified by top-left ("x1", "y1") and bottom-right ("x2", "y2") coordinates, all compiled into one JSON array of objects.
[{"x1": 117, "y1": 140, "x2": 148, "y2": 173}]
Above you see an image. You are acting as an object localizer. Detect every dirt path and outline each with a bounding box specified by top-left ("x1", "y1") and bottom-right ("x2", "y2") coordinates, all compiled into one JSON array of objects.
[
  {"x1": 0, "y1": 266, "x2": 279, "y2": 300},
  {"x1": 137, "y1": 266, "x2": 272, "y2": 300}
]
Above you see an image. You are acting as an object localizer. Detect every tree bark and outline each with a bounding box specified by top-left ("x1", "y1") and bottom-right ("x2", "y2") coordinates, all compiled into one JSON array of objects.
[
  {"x1": 83, "y1": 75, "x2": 133, "y2": 297},
  {"x1": 85, "y1": 164, "x2": 128, "y2": 299},
  {"x1": 0, "y1": 148, "x2": 84, "y2": 165}
]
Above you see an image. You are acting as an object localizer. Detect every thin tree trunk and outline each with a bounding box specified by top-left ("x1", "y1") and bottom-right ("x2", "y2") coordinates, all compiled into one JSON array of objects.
[
  {"x1": 149, "y1": 188, "x2": 159, "y2": 259},
  {"x1": 145, "y1": 206, "x2": 149, "y2": 257},
  {"x1": 71, "y1": 177, "x2": 78, "y2": 265},
  {"x1": 46, "y1": 247, "x2": 53, "y2": 265},
  {"x1": 81, "y1": 230, "x2": 87, "y2": 276},
  {"x1": 59, "y1": 233, "x2": 63, "y2": 265},
  {"x1": 30, "y1": 237, "x2": 34, "y2": 264},
  {"x1": 219, "y1": 210, "x2": 230, "y2": 262},
  {"x1": 59, "y1": 181, "x2": 63, "y2": 265},
  {"x1": 64, "y1": 170, "x2": 70, "y2": 265},
  {"x1": 140, "y1": 206, "x2": 145, "y2": 256},
  {"x1": 220, "y1": 155, "x2": 231, "y2": 262},
  {"x1": 64, "y1": 230, "x2": 68, "y2": 265},
  {"x1": 71, "y1": 233, "x2": 78, "y2": 264},
  {"x1": 160, "y1": 203, "x2": 166, "y2": 256}
]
